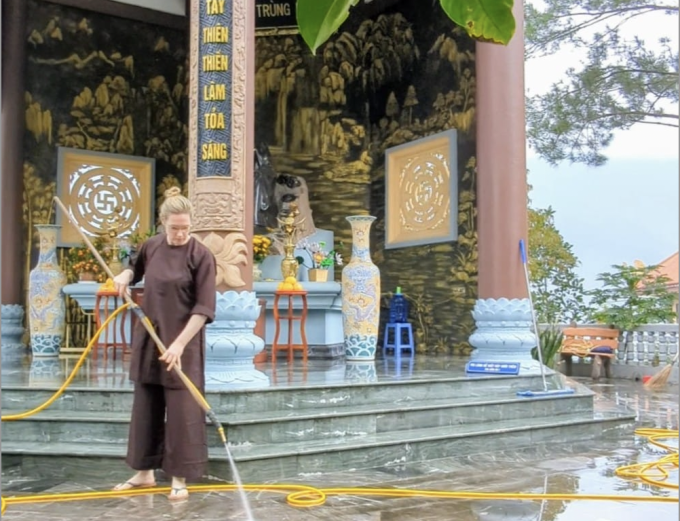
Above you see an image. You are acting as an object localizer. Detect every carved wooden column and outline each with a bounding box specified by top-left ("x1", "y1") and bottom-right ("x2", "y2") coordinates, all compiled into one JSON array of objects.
[
  {"x1": 1, "y1": 0, "x2": 28, "y2": 306},
  {"x1": 468, "y1": 1, "x2": 540, "y2": 373},
  {"x1": 188, "y1": 0, "x2": 266, "y2": 387},
  {"x1": 188, "y1": 0, "x2": 255, "y2": 291}
]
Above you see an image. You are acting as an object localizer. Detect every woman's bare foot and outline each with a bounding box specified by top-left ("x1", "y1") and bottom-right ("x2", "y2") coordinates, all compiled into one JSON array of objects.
[
  {"x1": 168, "y1": 476, "x2": 188, "y2": 502},
  {"x1": 113, "y1": 470, "x2": 156, "y2": 491}
]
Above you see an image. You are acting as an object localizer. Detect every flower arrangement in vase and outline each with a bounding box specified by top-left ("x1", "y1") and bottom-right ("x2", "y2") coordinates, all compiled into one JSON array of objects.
[
  {"x1": 252, "y1": 234, "x2": 272, "y2": 281},
  {"x1": 66, "y1": 237, "x2": 113, "y2": 283},
  {"x1": 296, "y1": 239, "x2": 343, "y2": 282}
]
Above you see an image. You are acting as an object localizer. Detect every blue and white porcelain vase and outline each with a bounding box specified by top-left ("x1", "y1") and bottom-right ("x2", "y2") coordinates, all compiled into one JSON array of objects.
[
  {"x1": 28, "y1": 224, "x2": 67, "y2": 357},
  {"x1": 344, "y1": 361, "x2": 378, "y2": 383},
  {"x1": 342, "y1": 215, "x2": 381, "y2": 360}
]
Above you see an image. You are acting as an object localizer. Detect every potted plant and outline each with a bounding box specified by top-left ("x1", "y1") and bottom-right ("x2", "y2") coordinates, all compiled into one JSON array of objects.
[
  {"x1": 296, "y1": 240, "x2": 343, "y2": 282},
  {"x1": 66, "y1": 237, "x2": 113, "y2": 283},
  {"x1": 532, "y1": 326, "x2": 564, "y2": 369},
  {"x1": 253, "y1": 235, "x2": 273, "y2": 281}
]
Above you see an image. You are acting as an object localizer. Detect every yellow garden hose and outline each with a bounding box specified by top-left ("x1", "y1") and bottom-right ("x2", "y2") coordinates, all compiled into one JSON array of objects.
[
  {"x1": 1, "y1": 304, "x2": 677, "y2": 515},
  {"x1": 615, "y1": 428, "x2": 679, "y2": 489},
  {"x1": 2, "y1": 302, "x2": 132, "y2": 421},
  {"x1": 1, "y1": 468, "x2": 677, "y2": 516}
]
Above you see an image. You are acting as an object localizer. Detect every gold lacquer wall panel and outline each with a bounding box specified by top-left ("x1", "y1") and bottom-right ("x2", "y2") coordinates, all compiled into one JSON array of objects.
[
  {"x1": 56, "y1": 147, "x2": 155, "y2": 246},
  {"x1": 255, "y1": 1, "x2": 478, "y2": 355},
  {"x1": 385, "y1": 129, "x2": 458, "y2": 249}
]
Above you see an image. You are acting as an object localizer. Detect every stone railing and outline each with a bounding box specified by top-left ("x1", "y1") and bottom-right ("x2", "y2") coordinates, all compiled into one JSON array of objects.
[
  {"x1": 615, "y1": 325, "x2": 678, "y2": 365},
  {"x1": 540, "y1": 324, "x2": 679, "y2": 366}
]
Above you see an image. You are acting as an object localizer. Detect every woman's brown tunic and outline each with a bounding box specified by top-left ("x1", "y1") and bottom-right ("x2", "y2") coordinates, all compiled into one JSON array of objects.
[{"x1": 129, "y1": 234, "x2": 216, "y2": 389}]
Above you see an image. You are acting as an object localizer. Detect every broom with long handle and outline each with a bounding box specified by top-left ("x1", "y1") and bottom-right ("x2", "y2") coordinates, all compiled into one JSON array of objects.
[
  {"x1": 645, "y1": 351, "x2": 679, "y2": 389},
  {"x1": 52, "y1": 196, "x2": 227, "y2": 442}
]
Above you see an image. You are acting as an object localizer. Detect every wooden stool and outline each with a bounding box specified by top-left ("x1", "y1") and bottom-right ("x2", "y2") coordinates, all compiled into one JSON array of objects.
[
  {"x1": 94, "y1": 290, "x2": 129, "y2": 362},
  {"x1": 272, "y1": 290, "x2": 308, "y2": 364}
]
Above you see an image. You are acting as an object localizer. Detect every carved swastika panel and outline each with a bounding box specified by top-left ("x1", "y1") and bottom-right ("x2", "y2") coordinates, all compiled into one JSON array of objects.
[
  {"x1": 56, "y1": 148, "x2": 155, "y2": 247},
  {"x1": 385, "y1": 130, "x2": 459, "y2": 249}
]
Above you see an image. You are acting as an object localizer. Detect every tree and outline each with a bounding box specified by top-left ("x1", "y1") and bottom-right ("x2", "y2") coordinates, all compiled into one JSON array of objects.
[
  {"x1": 528, "y1": 206, "x2": 590, "y2": 324},
  {"x1": 589, "y1": 262, "x2": 677, "y2": 359},
  {"x1": 403, "y1": 84, "x2": 419, "y2": 125},
  {"x1": 525, "y1": 0, "x2": 679, "y2": 166},
  {"x1": 385, "y1": 91, "x2": 400, "y2": 120},
  {"x1": 589, "y1": 262, "x2": 677, "y2": 330}
]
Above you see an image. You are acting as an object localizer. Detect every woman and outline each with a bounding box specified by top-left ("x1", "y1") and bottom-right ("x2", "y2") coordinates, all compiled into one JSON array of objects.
[{"x1": 112, "y1": 187, "x2": 216, "y2": 502}]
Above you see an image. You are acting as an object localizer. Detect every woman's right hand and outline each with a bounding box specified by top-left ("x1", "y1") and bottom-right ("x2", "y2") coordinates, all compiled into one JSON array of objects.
[{"x1": 113, "y1": 269, "x2": 133, "y2": 299}]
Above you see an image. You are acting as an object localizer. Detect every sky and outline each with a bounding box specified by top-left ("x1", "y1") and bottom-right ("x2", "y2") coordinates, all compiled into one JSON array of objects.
[{"x1": 524, "y1": 4, "x2": 679, "y2": 289}]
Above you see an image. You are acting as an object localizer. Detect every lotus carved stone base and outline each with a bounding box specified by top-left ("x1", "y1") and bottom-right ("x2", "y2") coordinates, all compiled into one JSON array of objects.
[
  {"x1": 205, "y1": 291, "x2": 270, "y2": 389},
  {"x1": 468, "y1": 298, "x2": 548, "y2": 375}
]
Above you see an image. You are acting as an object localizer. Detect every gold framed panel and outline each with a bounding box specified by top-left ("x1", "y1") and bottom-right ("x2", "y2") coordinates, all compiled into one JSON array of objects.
[
  {"x1": 384, "y1": 129, "x2": 459, "y2": 249},
  {"x1": 55, "y1": 147, "x2": 156, "y2": 247}
]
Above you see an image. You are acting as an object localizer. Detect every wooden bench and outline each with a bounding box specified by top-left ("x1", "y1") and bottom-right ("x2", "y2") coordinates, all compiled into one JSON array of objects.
[{"x1": 559, "y1": 327, "x2": 620, "y2": 380}]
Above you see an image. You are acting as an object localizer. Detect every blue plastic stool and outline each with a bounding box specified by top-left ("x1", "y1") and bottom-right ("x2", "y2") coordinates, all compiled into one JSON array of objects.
[{"x1": 382, "y1": 322, "x2": 415, "y2": 364}]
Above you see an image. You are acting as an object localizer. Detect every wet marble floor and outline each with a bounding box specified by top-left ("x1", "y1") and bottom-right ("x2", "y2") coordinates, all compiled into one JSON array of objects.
[
  {"x1": 1, "y1": 351, "x2": 467, "y2": 390},
  {"x1": 2, "y1": 375, "x2": 677, "y2": 521}
]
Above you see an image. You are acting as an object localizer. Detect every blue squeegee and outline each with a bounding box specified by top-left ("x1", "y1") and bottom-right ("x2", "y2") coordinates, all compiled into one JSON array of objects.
[{"x1": 517, "y1": 239, "x2": 575, "y2": 398}]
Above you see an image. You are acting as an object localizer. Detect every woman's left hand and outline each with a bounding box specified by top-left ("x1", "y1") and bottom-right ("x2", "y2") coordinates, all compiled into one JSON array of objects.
[{"x1": 159, "y1": 341, "x2": 185, "y2": 372}]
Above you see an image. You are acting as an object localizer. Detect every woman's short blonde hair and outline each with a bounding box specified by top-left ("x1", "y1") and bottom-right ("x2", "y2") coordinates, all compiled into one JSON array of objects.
[{"x1": 159, "y1": 186, "x2": 192, "y2": 222}]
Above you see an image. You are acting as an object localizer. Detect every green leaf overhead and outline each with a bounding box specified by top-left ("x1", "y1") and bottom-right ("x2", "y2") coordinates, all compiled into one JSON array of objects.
[
  {"x1": 296, "y1": 0, "x2": 360, "y2": 55},
  {"x1": 295, "y1": 0, "x2": 518, "y2": 55},
  {"x1": 439, "y1": 0, "x2": 515, "y2": 44}
]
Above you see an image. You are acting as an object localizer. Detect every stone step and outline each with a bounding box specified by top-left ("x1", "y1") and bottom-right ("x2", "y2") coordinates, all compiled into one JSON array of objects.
[
  {"x1": 227, "y1": 392, "x2": 594, "y2": 444},
  {"x1": 1, "y1": 391, "x2": 594, "y2": 446},
  {"x1": 2, "y1": 412, "x2": 636, "y2": 483},
  {"x1": 0, "y1": 374, "x2": 555, "y2": 414}
]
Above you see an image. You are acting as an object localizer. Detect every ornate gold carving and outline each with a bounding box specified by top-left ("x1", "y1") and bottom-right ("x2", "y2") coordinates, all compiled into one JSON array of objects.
[
  {"x1": 385, "y1": 130, "x2": 458, "y2": 249},
  {"x1": 191, "y1": 190, "x2": 241, "y2": 231},
  {"x1": 277, "y1": 203, "x2": 303, "y2": 280},
  {"x1": 398, "y1": 151, "x2": 449, "y2": 230},
  {"x1": 231, "y1": 0, "x2": 247, "y2": 191},
  {"x1": 57, "y1": 148, "x2": 154, "y2": 246},
  {"x1": 200, "y1": 231, "x2": 248, "y2": 288}
]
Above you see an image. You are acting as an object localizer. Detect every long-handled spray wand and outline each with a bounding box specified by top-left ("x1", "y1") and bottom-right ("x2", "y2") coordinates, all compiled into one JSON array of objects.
[{"x1": 53, "y1": 196, "x2": 255, "y2": 520}]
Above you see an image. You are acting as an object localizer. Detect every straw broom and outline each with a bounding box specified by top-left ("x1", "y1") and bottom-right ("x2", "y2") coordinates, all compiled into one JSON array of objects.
[{"x1": 644, "y1": 352, "x2": 679, "y2": 389}]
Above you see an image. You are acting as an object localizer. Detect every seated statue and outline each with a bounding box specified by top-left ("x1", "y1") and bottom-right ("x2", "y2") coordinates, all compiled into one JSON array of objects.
[
  {"x1": 274, "y1": 173, "x2": 316, "y2": 247},
  {"x1": 252, "y1": 141, "x2": 316, "y2": 254}
]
